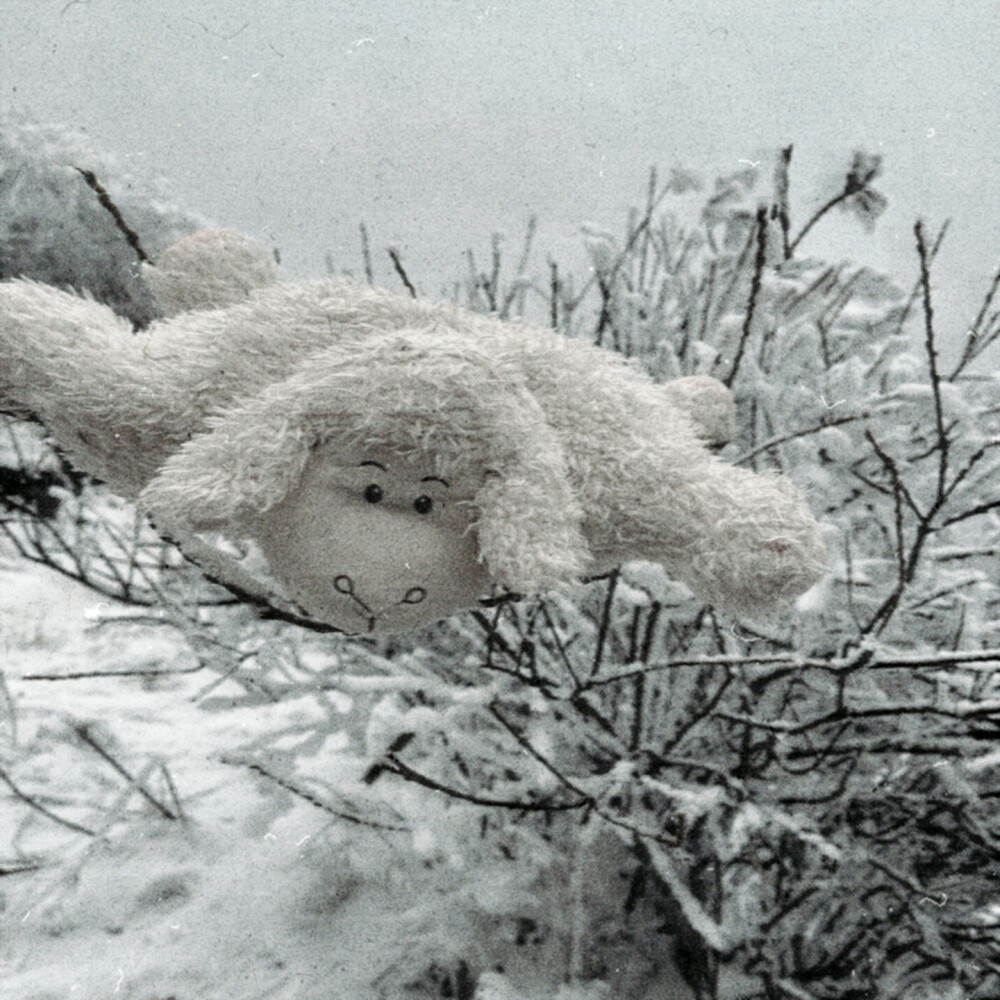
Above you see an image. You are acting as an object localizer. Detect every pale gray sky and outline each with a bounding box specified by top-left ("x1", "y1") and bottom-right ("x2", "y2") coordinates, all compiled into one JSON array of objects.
[{"x1": 2, "y1": 1, "x2": 998, "y2": 335}]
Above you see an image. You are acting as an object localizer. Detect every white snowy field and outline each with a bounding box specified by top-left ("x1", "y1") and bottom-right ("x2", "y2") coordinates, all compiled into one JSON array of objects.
[
  {"x1": 0, "y1": 553, "x2": 698, "y2": 1000},
  {"x1": 0, "y1": 556, "x2": 408, "y2": 999}
]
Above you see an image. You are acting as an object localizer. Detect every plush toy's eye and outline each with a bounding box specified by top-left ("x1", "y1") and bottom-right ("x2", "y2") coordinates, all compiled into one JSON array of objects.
[
  {"x1": 413, "y1": 495, "x2": 433, "y2": 515},
  {"x1": 363, "y1": 483, "x2": 384, "y2": 504}
]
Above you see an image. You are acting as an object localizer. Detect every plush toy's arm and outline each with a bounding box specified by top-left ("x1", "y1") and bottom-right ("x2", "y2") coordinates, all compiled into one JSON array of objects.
[
  {"x1": 0, "y1": 281, "x2": 130, "y2": 410},
  {"x1": 653, "y1": 377, "x2": 825, "y2": 612},
  {"x1": 0, "y1": 280, "x2": 169, "y2": 493},
  {"x1": 648, "y1": 460, "x2": 826, "y2": 615}
]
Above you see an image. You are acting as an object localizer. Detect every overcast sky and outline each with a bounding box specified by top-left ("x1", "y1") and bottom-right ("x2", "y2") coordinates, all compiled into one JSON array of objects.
[{"x1": 2, "y1": 1, "x2": 998, "y2": 336}]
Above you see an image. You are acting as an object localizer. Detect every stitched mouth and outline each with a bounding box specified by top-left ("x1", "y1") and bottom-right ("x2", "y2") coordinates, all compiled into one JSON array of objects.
[
  {"x1": 401, "y1": 586, "x2": 427, "y2": 606},
  {"x1": 332, "y1": 574, "x2": 375, "y2": 614},
  {"x1": 332, "y1": 575, "x2": 429, "y2": 627}
]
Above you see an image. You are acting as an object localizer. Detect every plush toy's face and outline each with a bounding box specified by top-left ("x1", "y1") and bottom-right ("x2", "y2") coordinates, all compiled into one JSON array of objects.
[{"x1": 251, "y1": 443, "x2": 491, "y2": 634}]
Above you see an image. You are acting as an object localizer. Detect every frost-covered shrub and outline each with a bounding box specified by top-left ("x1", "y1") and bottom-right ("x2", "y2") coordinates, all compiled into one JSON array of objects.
[
  {"x1": 4, "y1": 138, "x2": 1000, "y2": 999},
  {"x1": 332, "y1": 152, "x2": 1000, "y2": 998},
  {"x1": 0, "y1": 119, "x2": 211, "y2": 601},
  {"x1": 0, "y1": 115, "x2": 200, "y2": 324}
]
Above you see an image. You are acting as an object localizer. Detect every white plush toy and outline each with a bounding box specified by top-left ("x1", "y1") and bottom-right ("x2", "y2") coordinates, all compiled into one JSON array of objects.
[{"x1": 0, "y1": 230, "x2": 826, "y2": 634}]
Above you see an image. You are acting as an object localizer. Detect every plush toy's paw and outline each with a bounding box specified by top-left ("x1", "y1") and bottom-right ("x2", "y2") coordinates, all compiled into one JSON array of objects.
[
  {"x1": 690, "y1": 469, "x2": 827, "y2": 616},
  {"x1": 143, "y1": 229, "x2": 278, "y2": 316},
  {"x1": 659, "y1": 375, "x2": 736, "y2": 448}
]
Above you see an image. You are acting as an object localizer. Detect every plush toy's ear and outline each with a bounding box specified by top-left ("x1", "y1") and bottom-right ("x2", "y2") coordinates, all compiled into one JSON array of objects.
[
  {"x1": 140, "y1": 332, "x2": 592, "y2": 592},
  {"x1": 472, "y1": 444, "x2": 587, "y2": 593},
  {"x1": 143, "y1": 229, "x2": 278, "y2": 317},
  {"x1": 138, "y1": 395, "x2": 313, "y2": 535}
]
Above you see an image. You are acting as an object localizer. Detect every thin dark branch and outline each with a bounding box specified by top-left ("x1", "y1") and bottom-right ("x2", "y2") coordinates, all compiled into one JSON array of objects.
[
  {"x1": 774, "y1": 144, "x2": 793, "y2": 260},
  {"x1": 867, "y1": 431, "x2": 908, "y2": 589},
  {"x1": 548, "y1": 258, "x2": 560, "y2": 329},
  {"x1": 359, "y1": 222, "x2": 374, "y2": 284},
  {"x1": 724, "y1": 204, "x2": 769, "y2": 388},
  {"x1": 951, "y1": 255, "x2": 1000, "y2": 377},
  {"x1": 788, "y1": 153, "x2": 882, "y2": 255},
  {"x1": 167, "y1": 537, "x2": 343, "y2": 633},
  {"x1": 72, "y1": 723, "x2": 179, "y2": 821},
  {"x1": 735, "y1": 410, "x2": 871, "y2": 465},
  {"x1": 74, "y1": 167, "x2": 151, "y2": 264},
  {"x1": 0, "y1": 762, "x2": 96, "y2": 836},
  {"x1": 942, "y1": 496, "x2": 1000, "y2": 527},
  {"x1": 789, "y1": 188, "x2": 851, "y2": 256},
  {"x1": 384, "y1": 755, "x2": 587, "y2": 812},
  {"x1": 20, "y1": 663, "x2": 204, "y2": 681},
  {"x1": 387, "y1": 247, "x2": 417, "y2": 297},
  {"x1": 915, "y1": 220, "x2": 949, "y2": 498},
  {"x1": 587, "y1": 568, "x2": 619, "y2": 681},
  {"x1": 584, "y1": 647, "x2": 1000, "y2": 688},
  {"x1": 223, "y1": 755, "x2": 407, "y2": 830},
  {"x1": 717, "y1": 696, "x2": 1000, "y2": 736}
]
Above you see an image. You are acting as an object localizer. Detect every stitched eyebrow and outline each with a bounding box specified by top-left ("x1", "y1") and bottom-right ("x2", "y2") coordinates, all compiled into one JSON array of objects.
[
  {"x1": 359, "y1": 460, "x2": 388, "y2": 472},
  {"x1": 420, "y1": 475, "x2": 450, "y2": 487}
]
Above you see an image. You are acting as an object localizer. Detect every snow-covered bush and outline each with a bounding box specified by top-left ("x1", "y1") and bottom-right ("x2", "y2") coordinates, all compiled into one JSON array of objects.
[
  {"x1": 0, "y1": 115, "x2": 200, "y2": 324},
  {"x1": 3, "y1": 135, "x2": 1000, "y2": 999}
]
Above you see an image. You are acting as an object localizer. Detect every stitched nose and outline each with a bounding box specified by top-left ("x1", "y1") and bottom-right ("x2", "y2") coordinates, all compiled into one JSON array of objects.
[
  {"x1": 333, "y1": 575, "x2": 428, "y2": 618},
  {"x1": 333, "y1": 573, "x2": 371, "y2": 608}
]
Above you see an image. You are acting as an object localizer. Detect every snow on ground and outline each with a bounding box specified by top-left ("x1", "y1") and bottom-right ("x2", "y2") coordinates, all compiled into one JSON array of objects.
[
  {"x1": 0, "y1": 557, "x2": 422, "y2": 999},
  {"x1": 0, "y1": 556, "x2": 697, "y2": 1000}
]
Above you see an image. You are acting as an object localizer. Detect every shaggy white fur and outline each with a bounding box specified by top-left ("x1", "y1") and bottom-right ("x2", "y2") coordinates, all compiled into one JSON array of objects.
[
  {"x1": 143, "y1": 229, "x2": 278, "y2": 317},
  {"x1": 0, "y1": 230, "x2": 826, "y2": 633}
]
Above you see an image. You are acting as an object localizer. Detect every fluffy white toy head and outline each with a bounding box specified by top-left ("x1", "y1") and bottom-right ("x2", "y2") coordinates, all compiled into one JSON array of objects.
[
  {"x1": 139, "y1": 325, "x2": 591, "y2": 634},
  {"x1": 252, "y1": 443, "x2": 490, "y2": 633}
]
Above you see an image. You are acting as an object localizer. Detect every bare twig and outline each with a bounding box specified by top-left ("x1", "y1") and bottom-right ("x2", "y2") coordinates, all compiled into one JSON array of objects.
[
  {"x1": 73, "y1": 167, "x2": 150, "y2": 264},
  {"x1": 951, "y1": 255, "x2": 1000, "y2": 377},
  {"x1": 583, "y1": 647, "x2": 1000, "y2": 689},
  {"x1": 0, "y1": 762, "x2": 95, "y2": 836},
  {"x1": 774, "y1": 144, "x2": 793, "y2": 260},
  {"x1": 359, "y1": 222, "x2": 374, "y2": 284},
  {"x1": 788, "y1": 151, "x2": 883, "y2": 255},
  {"x1": 387, "y1": 247, "x2": 417, "y2": 297},
  {"x1": 20, "y1": 664, "x2": 203, "y2": 681},
  {"x1": 915, "y1": 220, "x2": 950, "y2": 498},
  {"x1": 548, "y1": 258, "x2": 560, "y2": 329},
  {"x1": 222, "y1": 754, "x2": 408, "y2": 830},
  {"x1": 383, "y1": 754, "x2": 587, "y2": 812},
  {"x1": 735, "y1": 410, "x2": 872, "y2": 465},
  {"x1": 72, "y1": 723, "x2": 179, "y2": 821},
  {"x1": 723, "y1": 204, "x2": 769, "y2": 387}
]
